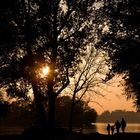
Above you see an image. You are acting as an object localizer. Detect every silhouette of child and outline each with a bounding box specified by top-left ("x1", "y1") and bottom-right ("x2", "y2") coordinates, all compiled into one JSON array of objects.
[
  {"x1": 111, "y1": 125, "x2": 115, "y2": 135},
  {"x1": 106, "y1": 123, "x2": 111, "y2": 135}
]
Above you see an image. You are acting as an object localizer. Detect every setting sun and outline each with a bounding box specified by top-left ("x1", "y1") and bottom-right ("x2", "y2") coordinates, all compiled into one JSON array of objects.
[
  {"x1": 42, "y1": 65, "x2": 50, "y2": 76},
  {"x1": 39, "y1": 65, "x2": 50, "y2": 78}
]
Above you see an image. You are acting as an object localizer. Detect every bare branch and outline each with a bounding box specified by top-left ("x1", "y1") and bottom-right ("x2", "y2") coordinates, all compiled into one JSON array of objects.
[{"x1": 56, "y1": 67, "x2": 70, "y2": 95}]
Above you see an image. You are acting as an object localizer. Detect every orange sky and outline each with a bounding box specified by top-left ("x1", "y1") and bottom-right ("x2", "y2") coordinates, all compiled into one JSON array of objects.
[{"x1": 89, "y1": 76, "x2": 137, "y2": 115}]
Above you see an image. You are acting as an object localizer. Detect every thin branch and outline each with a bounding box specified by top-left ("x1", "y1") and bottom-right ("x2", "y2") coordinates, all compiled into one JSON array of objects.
[{"x1": 56, "y1": 68, "x2": 70, "y2": 95}]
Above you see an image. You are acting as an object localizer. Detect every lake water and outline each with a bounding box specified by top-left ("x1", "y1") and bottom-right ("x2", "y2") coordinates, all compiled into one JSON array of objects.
[{"x1": 82, "y1": 123, "x2": 140, "y2": 134}]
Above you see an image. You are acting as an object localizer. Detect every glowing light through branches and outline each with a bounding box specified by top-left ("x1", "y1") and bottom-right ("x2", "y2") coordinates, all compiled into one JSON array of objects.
[
  {"x1": 42, "y1": 66, "x2": 49, "y2": 75},
  {"x1": 38, "y1": 65, "x2": 50, "y2": 78}
]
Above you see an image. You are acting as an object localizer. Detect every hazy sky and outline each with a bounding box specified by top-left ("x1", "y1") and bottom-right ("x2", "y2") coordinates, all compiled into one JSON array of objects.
[{"x1": 89, "y1": 76, "x2": 137, "y2": 114}]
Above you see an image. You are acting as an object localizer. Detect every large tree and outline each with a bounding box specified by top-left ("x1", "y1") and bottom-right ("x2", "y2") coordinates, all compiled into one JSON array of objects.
[
  {"x1": 0, "y1": 0, "x2": 100, "y2": 130},
  {"x1": 97, "y1": 0, "x2": 140, "y2": 109},
  {"x1": 63, "y1": 46, "x2": 108, "y2": 131}
]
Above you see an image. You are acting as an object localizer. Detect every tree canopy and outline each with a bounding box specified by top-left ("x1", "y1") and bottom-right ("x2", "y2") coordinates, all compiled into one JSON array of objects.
[
  {"x1": 0, "y1": 0, "x2": 102, "y2": 128},
  {"x1": 97, "y1": 0, "x2": 140, "y2": 109}
]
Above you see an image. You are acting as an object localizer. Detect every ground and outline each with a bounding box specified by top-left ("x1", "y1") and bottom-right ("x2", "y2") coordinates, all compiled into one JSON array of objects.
[{"x1": 0, "y1": 132, "x2": 140, "y2": 140}]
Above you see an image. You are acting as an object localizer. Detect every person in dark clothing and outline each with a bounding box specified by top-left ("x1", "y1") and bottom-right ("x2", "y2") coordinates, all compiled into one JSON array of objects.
[
  {"x1": 114, "y1": 120, "x2": 121, "y2": 134},
  {"x1": 111, "y1": 125, "x2": 115, "y2": 135},
  {"x1": 121, "y1": 118, "x2": 127, "y2": 133},
  {"x1": 106, "y1": 123, "x2": 111, "y2": 135}
]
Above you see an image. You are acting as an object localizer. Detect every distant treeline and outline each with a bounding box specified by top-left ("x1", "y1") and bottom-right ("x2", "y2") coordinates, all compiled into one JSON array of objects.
[
  {"x1": 0, "y1": 96, "x2": 97, "y2": 127},
  {"x1": 97, "y1": 110, "x2": 140, "y2": 123}
]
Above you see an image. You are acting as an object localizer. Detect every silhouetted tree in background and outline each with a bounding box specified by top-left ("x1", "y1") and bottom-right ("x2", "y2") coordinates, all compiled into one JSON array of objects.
[
  {"x1": 0, "y1": 101, "x2": 9, "y2": 118},
  {"x1": 63, "y1": 46, "x2": 108, "y2": 131},
  {"x1": 97, "y1": 0, "x2": 140, "y2": 109},
  {"x1": 83, "y1": 108, "x2": 97, "y2": 126},
  {"x1": 97, "y1": 110, "x2": 140, "y2": 123},
  {"x1": 55, "y1": 96, "x2": 97, "y2": 127}
]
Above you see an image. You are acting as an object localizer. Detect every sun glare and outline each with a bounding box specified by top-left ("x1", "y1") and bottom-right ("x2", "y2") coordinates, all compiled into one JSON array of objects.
[
  {"x1": 39, "y1": 65, "x2": 50, "y2": 78},
  {"x1": 42, "y1": 66, "x2": 49, "y2": 75}
]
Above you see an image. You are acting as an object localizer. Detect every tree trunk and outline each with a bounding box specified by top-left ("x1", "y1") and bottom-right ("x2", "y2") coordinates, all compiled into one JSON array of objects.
[
  {"x1": 69, "y1": 93, "x2": 76, "y2": 132},
  {"x1": 47, "y1": 76, "x2": 56, "y2": 130},
  {"x1": 45, "y1": 87, "x2": 56, "y2": 140},
  {"x1": 32, "y1": 83, "x2": 47, "y2": 128},
  {"x1": 48, "y1": 92, "x2": 56, "y2": 129},
  {"x1": 47, "y1": 47, "x2": 57, "y2": 130}
]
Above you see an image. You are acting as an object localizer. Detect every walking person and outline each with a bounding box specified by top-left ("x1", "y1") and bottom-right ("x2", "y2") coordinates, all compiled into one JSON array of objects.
[
  {"x1": 114, "y1": 120, "x2": 121, "y2": 134},
  {"x1": 106, "y1": 123, "x2": 111, "y2": 135},
  {"x1": 111, "y1": 125, "x2": 115, "y2": 135},
  {"x1": 121, "y1": 118, "x2": 127, "y2": 133}
]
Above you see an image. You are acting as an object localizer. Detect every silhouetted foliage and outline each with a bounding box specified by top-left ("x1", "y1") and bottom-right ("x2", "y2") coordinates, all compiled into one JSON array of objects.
[
  {"x1": 0, "y1": 101, "x2": 9, "y2": 117},
  {"x1": 0, "y1": 0, "x2": 100, "y2": 130},
  {"x1": 0, "y1": 103, "x2": 36, "y2": 127},
  {"x1": 55, "y1": 96, "x2": 97, "y2": 127},
  {"x1": 83, "y1": 109, "x2": 97, "y2": 126},
  {"x1": 97, "y1": 0, "x2": 140, "y2": 109}
]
